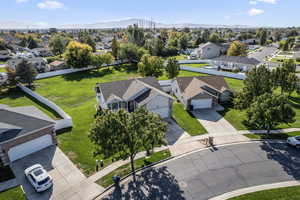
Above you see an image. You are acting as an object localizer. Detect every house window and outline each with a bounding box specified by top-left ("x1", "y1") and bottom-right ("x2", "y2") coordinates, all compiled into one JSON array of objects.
[{"x1": 111, "y1": 102, "x2": 119, "y2": 110}]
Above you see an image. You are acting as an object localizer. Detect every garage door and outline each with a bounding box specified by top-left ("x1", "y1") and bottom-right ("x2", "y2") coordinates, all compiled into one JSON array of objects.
[
  {"x1": 151, "y1": 107, "x2": 170, "y2": 119},
  {"x1": 191, "y1": 98, "x2": 212, "y2": 109},
  {"x1": 8, "y1": 134, "x2": 53, "y2": 162}
]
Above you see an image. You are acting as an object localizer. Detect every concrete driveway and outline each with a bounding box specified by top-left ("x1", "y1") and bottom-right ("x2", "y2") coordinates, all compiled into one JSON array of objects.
[
  {"x1": 192, "y1": 109, "x2": 236, "y2": 134},
  {"x1": 102, "y1": 142, "x2": 300, "y2": 200},
  {"x1": 11, "y1": 146, "x2": 104, "y2": 200},
  {"x1": 165, "y1": 119, "x2": 190, "y2": 145}
]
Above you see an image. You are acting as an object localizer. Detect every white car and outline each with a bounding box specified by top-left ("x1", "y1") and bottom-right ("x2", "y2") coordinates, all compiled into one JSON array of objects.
[
  {"x1": 287, "y1": 136, "x2": 300, "y2": 148},
  {"x1": 24, "y1": 164, "x2": 53, "y2": 192}
]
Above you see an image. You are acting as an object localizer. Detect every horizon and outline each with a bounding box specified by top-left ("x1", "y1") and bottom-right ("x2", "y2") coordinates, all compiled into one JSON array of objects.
[{"x1": 1, "y1": 0, "x2": 300, "y2": 29}]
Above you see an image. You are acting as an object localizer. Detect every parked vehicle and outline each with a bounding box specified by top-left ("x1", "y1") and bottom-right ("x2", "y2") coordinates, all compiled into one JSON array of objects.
[
  {"x1": 287, "y1": 136, "x2": 300, "y2": 148},
  {"x1": 24, "y1": 164, "x2": 53, "y2": 192}
]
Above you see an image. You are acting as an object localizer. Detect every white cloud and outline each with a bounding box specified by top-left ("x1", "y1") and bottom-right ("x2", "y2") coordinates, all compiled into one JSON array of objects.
[
  {"x1": 37, "y1": 0, "x2": 65, "y2": 10},
  {"x1": 249, "y1": 0, "x2": 277, "y2": 5},
  {"x1": 16, "y1": 0, "x2": 29, "y2": 3},
  {"x1": 248, "y1": 8, "x2": 265, "y2": 16},
  {"x1": 249, "y1": 1, "x2": 258, "y2": 5}
]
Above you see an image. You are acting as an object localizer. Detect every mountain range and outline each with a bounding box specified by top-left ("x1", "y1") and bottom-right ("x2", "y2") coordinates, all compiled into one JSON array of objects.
[{"x1": 0, "y1": 18, "x2": 255, "y2": 29}]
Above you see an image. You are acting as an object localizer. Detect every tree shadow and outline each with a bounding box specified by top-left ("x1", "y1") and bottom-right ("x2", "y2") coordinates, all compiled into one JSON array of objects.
[
  {"x1": 103, "y1": 166, "x2": 185, "y2": 200},
  {"x1": 259, "y1": 142, "x2": 300, "y2": 179},
  {"x1": 62, "y1": 67, "x2": 114, "y2": 81}
]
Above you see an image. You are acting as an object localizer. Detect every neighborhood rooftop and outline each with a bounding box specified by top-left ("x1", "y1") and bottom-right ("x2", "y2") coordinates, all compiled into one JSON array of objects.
[
  {"x1": 0, "y1": 106, "x2": 54, "y2": 143},
  {"x1": 212, "y1": 55, "x2": 261, "y2": 65}
]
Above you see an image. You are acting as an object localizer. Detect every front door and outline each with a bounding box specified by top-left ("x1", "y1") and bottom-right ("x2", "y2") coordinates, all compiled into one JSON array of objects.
[{"x1": 128, "y1": 101, "x2": 135, "y2": 112}]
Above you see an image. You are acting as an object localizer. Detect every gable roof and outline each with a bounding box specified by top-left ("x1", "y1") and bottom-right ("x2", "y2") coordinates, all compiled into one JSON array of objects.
[
  {"x1": 213, "y1": 56, "x2": 260, "y2": 65},
  {"x1": 175, "y1": 76, "x2": 232, "y2": 100},
  {"x1": 96, "y1": 77, "x2": 173, "y2": 104},
  {"x1": 0, "y1": 106, "x2": 54, "y2": 143}
]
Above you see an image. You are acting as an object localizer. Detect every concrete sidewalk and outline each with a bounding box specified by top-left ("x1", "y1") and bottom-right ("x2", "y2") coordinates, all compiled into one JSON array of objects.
[{"x1": 87, "y1": 146, "x2": 168, "y2": 183}]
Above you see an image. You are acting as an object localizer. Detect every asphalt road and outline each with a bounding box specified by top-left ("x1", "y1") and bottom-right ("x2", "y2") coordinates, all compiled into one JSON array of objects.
[
  {"x1": 248, "y1": 46, "x2": 277, "y2": 62},
  {"x1": 103, "y1": 142, "x2": 300, "y2": 200}
]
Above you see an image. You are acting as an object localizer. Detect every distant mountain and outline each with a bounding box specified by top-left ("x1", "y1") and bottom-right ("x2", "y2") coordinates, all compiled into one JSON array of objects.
[
  {"x1": 60, "y1": 18, "x2": 253, "y2": 29},
  {"x1": 0, "y1": 18, "x2": 255, "y2": 29}
]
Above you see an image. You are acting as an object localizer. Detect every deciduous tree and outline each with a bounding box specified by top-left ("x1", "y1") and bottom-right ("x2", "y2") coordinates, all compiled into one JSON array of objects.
[
  {"x1": 64, "y1": 41, "x2": 93, "y2": 68},
  {"x1": 227, "y1": 41, "x2": 247, "y2": 57},
  {"x1": 89, "y1": 108, "x2": 167, "y2": 180},
  {"x1": 138, "y1": 54, "x2": 164, "y2": 77},
  {"x1": 165, "y1": 57, "x2": 180, "y2": 79},
  {"x1": 15, "y1": 59, "x2": 37, "y2": 87}
]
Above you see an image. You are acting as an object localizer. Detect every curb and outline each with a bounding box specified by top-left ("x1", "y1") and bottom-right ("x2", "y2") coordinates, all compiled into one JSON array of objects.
[
  {"x1": 93, "y1": 139, "x2": 290, "y2": 199},
  {"x1": 92, "y1": 156, "x2": 174, "y2": 200},
  {"x1": 209, "y1": 180, "x2": 300, "y2": 200}
]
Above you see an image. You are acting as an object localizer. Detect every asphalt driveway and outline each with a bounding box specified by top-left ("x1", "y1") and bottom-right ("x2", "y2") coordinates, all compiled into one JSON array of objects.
[
  {"x1": 103, "y1": 142, "x2": 300, "y2": 200},
  {"x1": 192, "y1": 109, "x2": 236, "y2": 134},
  {"x1": 11, "y1": 146, "x2": 103, "y2": 200}
]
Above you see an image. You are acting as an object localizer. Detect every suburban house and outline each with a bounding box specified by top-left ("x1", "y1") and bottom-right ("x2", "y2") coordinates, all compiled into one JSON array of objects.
[
  {"x1": 31, "y1": 48, "x2": 52, "y2": 57},
  {"x1": 0, "y1": 73, "x2": 8, "y2": 85},
  {"x1": 0, "y1": 50, "x2": 12, "y2": 61},
  {"x1": 7, "y1": 57, "x2": 50, "y2": 73},
  {"x1": 212, "y1": 56, "x2": 261, "y2": 71},
  {"x1": 49, "y1": 60, "x2": 67, "y2": 71},
  {"x1": 192, "y1": 42, "x2": 229, "y2": 59},
  {"x1": 172, "y1": 76, "x2": 233, "y2": 110},
  {"x1": 193, "y1": 42, "x2": 222, "y2": 59},
  {"x1": 95, "y1": 77, "x2": 174, "y2": 119},
  {"x1": 0, "y1": 105, "x2": 56, "y2": 165}
]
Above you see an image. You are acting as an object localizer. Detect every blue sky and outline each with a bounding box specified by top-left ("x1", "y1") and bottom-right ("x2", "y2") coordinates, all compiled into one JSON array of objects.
[{"x1": 1, "y1": 0, "x2": 299, "y2": 27}]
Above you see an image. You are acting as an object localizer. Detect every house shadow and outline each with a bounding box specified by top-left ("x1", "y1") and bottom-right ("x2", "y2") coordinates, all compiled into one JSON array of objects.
[
  {"x1": 62, "y1": 67, "x2": 114, "y2": 81},
  {"x1": 10, "y1": 146, "x2": 57, "y2": 200},
  {"x1": 103, "y1": 166, "x2": 185, "y2": 200},
  {"x1": 164, "y1": 119, "x2": 187, "y2": 145},
  {"x1": 259, "y1": 142, "x2": 300, "y2": 180}
]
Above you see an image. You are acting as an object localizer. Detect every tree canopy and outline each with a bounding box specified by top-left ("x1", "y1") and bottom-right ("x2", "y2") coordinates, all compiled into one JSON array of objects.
[
  {"x1": 138, "y1": 54, "x2": 164, "y2": 77},
  {"x1": 165, "y1": 57, "x2": 180, "y2": 79},
  {"x1": 15, "y1": 59, "x2": 37, "y2": 87},
  {"x1": 89, "y1": 107, "x2": 167, "y2": 179},
  {"x1": 64, "y1": 41, "x2": 93, "y2": 68},
  {"x1": 227, "y1": 41, "x2": 247, "y2": 57}
]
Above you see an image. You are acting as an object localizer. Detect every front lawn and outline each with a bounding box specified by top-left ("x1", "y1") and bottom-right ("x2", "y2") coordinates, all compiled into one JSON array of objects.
[
  {"x1": 0, "y1": 64, "x2": 243, "y2": 176},
  {"x1": 220, "y1": 92, "x2": 300, "y2": 130},
  {"x1": 0, "y1": 67, "x2": 6, "y2": 72},
  {"x1": 229, "y1": 185, "x2": 300, "y2": 200},
  {"x1": 0, "y1": 187, "x2": 26, "y2": 200},
  {"x1": 172, "y1": 102, "x2": 207, "y2": 136},
  {"x1": 0, "y1": 166, "x2": 15, "y2": 182},
  {"x1": 96, "y1": 149, "x2": 171, "y2": 188},
  {"x1": 183, "y1": 63, "x2": 209, "y2": 68},
  {"x1": 245, "y1": 131, "x2": 300, "y2": 140}
]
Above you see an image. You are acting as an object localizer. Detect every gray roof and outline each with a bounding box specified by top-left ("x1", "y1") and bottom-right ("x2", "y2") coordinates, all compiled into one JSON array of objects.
[
  {"x1": 213, "y1": 56, "x2": 260, "y2": 65},
  {"x1": 0, "y1": 106, "x2": 54, "y2": 143},
  {"x1": 96, "y1": 77, "x2": 173, "y2": 104}
]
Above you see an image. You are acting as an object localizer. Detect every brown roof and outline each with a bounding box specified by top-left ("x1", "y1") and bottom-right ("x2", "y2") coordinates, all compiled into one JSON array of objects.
[{"x1": 175, "y1": 76, "x2": 232, "y2": 100}]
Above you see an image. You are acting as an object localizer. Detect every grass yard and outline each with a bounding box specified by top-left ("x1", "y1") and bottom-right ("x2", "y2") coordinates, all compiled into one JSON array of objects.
[
  {"x1": 0, "y1": 166, "x2": 15, "y2": 182},
  {"x1": 0, "y1": 63, "x2": 244, "y2": 176},
  {"x1": 229, "y1": 185, "x2": 300, "y2": 200},
  {"x1": 0, "y1": 187, "x2": 26, "y2": 200},
  {"x1": 0, "y1": 88, "x2": 61, "y2": 120},
  {"x1": 183, "y1": 63, "x2": 209, "y2": 68},
  {"x1": 220, "y1": 92, "x2": 300, "y2": 130},
  {"x1": 245, "y1": 131, "x2": 300, "y2": 140},
  {"x1": 174, "y1": 54, "x2": 187, "y2": 60},
  {"x1": 96, "y1": 149, "x2": 171, "y2": 188},
  {"x1": 0, "y1": 67, "x2": 6, "y2": 72},
  {"x1": 172, "y1": 102, "x2": 207, "y2": 136}
]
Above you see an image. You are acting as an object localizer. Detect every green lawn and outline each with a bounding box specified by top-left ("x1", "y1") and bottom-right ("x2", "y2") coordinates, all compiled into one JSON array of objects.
[
  {"x1": 0, "y1": 64, "x2": 243, "y2": 176},
  {"x1": 174, "y1": 54, "x2": 187, "y2": 60},
  {"x1": 0, "y1": 88, "x2": 61, "y2": 120},
  {"x1": 220, "y1": 92, "x2": 300, "y2": 130},
  {"x1": 96, "y1": 149, "x2": 171, "y2": 188},
  {"x1": 229, "y1": 185, "x2": 300, "y2": 200},
  {"x1": 0, "y1": 67, "x2": 6, "y2": 72},
  {"x1": 172, "y1": 102, "x2": 207, "y2": 136},
  {"x1": 183, "y1": 63, "x2": 209, "y2": 68},
  {"x1": 0, "y1": 187, "x2": 26, "y2": 200},
  {"x1": 245, "y1": 131, "x2": 300, "y2": 140}
]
